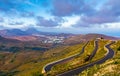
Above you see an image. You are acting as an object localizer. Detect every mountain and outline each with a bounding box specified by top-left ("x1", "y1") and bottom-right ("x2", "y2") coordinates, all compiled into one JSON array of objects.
[
  {"x1": 0, "y1": 28, "x2": 57, "y2": 36},
  {"x1": 0, "y1": 36, "x2": 20, "y2": 43},
  {"x1": 0, "y1": 29, "x2": 30, "y2": 36},
  {"x1": 6, "y1": 36, "x2": 38, "y2": 41},
  {"x1": 26, "y1": 28, "x2": 57, "y2": 36},
  {"x1": 64, "y1": 33, "x2": 119, "y2": 45},
  {"x1": 0, "y1": 28, "x2": 73, "y2": 41},
  {"x1": 5, "y1": 35, "x2": 49, "y2": 42},
  {"x1": 0, "y1": 28, "x2": 73, "y2": 36},
  {"x1": 26, "y1": 28, "x2": 40, "y2": 34},
  {"x1": 0, "y1": 29, "x2": 119, "y2": 43}
]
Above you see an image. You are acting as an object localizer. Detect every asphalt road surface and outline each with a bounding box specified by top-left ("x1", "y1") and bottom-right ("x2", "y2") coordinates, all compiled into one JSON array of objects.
[
  {"x1": 57, "y1": 41, "x2": 115, "y2": 76},
  {"x1": 43, "y1": 41, "x2": 89, "y2": 73}
]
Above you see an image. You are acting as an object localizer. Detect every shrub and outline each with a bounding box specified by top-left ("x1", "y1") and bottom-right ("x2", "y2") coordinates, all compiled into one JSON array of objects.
[
  {"x1": 117, "y1": 46, "x2": 120, "y2": 51},
  {"x1": 31, "y1": 72, "x2": 44, "y2": 76}
]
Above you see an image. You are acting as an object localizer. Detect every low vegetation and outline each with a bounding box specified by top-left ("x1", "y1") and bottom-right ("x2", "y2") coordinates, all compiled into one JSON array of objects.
[
  {"x1": 0, "y1": 41, "x2": 85, "y2": 76},
  {"x1": 47, "y1": 41, "x2": 94, "y2": 75},
  {"x1": 0, "y1": 40, "x2": 119, "y2": 76},
  {"x1": 78, "y1": 41, "x2": 120, "y2": 76},
  {"x1": 46, "y1": 40, "x2": 108, "y2": 75},
  {"x1": 16, "y1": 42, "x2": 85, "y2": 76}
]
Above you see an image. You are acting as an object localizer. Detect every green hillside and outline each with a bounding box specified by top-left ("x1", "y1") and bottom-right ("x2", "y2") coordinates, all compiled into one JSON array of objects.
[
  {"x1": 79, "y1": 41, "x2": 120, "y2": 76},
  {"x1": 0, "y1": 41, "x2": 85, "y2": 76},
  {"x1": 0, "y1": 40, "x2": 119, "y2": 76}
]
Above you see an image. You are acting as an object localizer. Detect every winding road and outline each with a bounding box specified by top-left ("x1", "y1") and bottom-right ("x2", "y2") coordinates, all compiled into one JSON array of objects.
[
  {"x1": 57, "y1": 41, "x2": 115, "y2": 76},
  {"x1": 42, "y1": 41, "x2": 89, "y2": 73},
  {"x1": 89, "y1": 40, "x2": 98, "y2": 60}
]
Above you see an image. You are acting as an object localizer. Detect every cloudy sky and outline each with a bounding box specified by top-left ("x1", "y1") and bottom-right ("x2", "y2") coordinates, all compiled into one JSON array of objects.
[{"x1": 0, "y1": 0, "x2": 120, "y2": 37}]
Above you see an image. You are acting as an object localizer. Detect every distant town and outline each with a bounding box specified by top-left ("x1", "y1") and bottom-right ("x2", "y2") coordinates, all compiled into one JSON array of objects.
[
  {"x1": 43, "y1": 36, "x2": 65, "y2": 43},
  {"x1": 35, "y1": 35, "x2": 67, "y2": 44}
]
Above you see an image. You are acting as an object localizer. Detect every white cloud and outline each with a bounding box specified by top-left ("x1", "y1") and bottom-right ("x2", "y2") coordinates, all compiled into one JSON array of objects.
[
  {"x1": 59, "y1": 15, "x2": 80, "y2": 28},
  {"x1": 0, "y1": 17, "x2": 37, "y2": 29},
  {"x1": 104, "y1": 22, "x2": 120, "y2": 29},
  {"x1": 92, "y1": 22, "x2": 120, "y2": 29}
]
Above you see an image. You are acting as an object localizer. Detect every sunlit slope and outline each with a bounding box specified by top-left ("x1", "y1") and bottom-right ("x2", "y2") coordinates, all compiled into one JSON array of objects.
[
  {"x1": 14, "y1": 42, "x2": 85, "y2": 76},
  {"x1": 0, "y1": 40, "x2": 118, "y2": 76},
  {"x1": 79, "y1": 40, "x2": 120, "y2": 76},
  {"x1": 45, "y1": 40, "x2": 108, "y2": 75}
]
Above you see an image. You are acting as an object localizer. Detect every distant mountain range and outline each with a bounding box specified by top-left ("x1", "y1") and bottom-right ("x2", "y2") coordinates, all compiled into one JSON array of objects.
[
  {"x1": 64, "y1": 33, "x2": 119, "y2": 45},
  {"x1": 0, "y1": 28, "x2": 51, "y2": 36},
  {"x1": 0, "y1": 28, "x2": 119, "y2": 43},
  {"x1": 0, "y1": 28, "x2": 73, "y2": 41},
  {"x1": 0, "y1": 35, "x2": 20, "y2": 43},
  {"x1": 0, "y1": 28, "x2": 73, "y2": 36}
]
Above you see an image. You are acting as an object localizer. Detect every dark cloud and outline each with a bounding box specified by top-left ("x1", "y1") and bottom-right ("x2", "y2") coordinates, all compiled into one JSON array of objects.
[
  {"x1": 74, "y1": 0, "x2": 120, "y2": 27},
  {"x1": 102, "y1": 0, "x2": 120, "y2": 17},
  {"x1": 36, "y1": 16, "x2": 58, "y2": 27},
  {"x1": 0, "y1": 0, "x2": 120, "y2": 28},
  {"x1": 80, "y1": 15, "x2": 118, "y2": 24},
  {"x1": 53, "y1": 16, "x2": 65, "y2": 23},
  {"x1": 51, "y1": 0, "x2": 85, "y2": 16},
  {"x1": 36, "y1": 16, "x2": 64, "y2": 27},
  {"x1": 51, "y1": 0, "x2": 96, "y2": 17}
]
